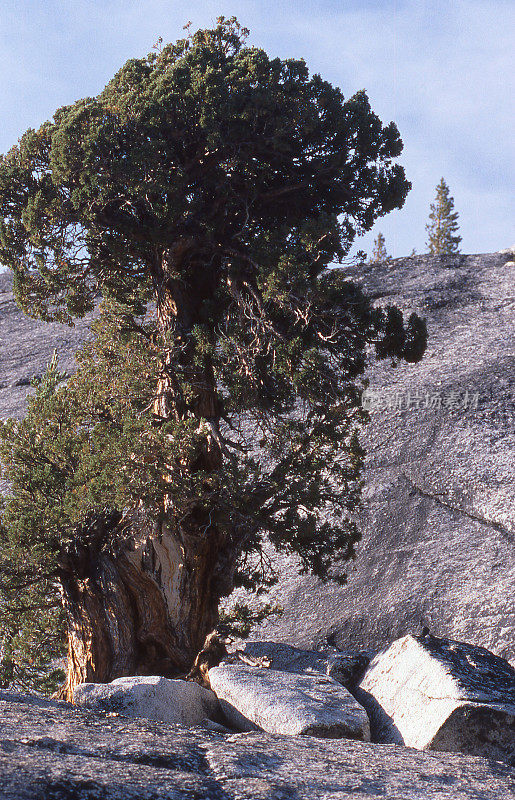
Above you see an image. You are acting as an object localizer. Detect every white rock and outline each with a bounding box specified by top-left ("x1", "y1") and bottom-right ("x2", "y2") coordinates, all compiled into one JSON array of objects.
[
  {"x1": 209, "y1": 663, "x2": 370, "y2": 739},
  {"x1": 73, "y1": 675, "x2": 221, "y2": 726},
  {"x1": 358, "y1": 634, "x2": 515, "y2": 763}
]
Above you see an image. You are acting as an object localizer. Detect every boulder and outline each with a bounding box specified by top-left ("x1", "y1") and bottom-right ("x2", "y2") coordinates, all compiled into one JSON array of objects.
[
  {"x1": 229, "y1": 640, "x2": 373, "y2": 688},
  {"x1": 208, "y1": 662, "x2": 370, "y2": 739},
  {"x1": 1, "y1": 690, "x2": 515, "y2": 799},
  {"x1": 229, "y1": 640, "x2": 331, "y2": 674},
  {"x1": 357, "y1": 634, "x2": 515, "y2": 764},
  {"x1": 73, "y1": 675, "x2": 221, "y2": 727}
]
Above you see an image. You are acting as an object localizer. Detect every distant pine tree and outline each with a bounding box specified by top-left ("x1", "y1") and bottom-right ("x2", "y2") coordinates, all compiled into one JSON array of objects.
[
  {"x1": 371, "y1": 232, "x2": 389, "y2": 262},
  {"x1": 426, "y1": 178, "x2": 462, "y2": 255}
]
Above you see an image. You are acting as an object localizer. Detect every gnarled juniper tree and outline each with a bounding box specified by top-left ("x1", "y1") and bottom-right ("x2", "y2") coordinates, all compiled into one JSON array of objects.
[{"x1": 0, "y1": 18, "x2": 426, "y2": 697}]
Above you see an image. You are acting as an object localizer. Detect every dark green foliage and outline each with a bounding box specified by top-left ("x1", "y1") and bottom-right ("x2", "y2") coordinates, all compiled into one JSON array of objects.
[
  {"x1": 0, "y1": 17, "x2": 410, "y2": 324},
  {"x1": 0, "y1": 358, "x2": 68, "y2": 691},
  {"x1": 218, "y1": 602, "x2": 282, "y2": 639},
  {"x1": 0, "y1": 599, "x2": 65, "y2": 694},
  {"x1": 426, "y1": 178, "x2": 462, "y2": 255},
  {"x1": 0, "y1": 311, "x2": 207, "y2": 556},
  {"x1": 0, "y1": 18, "x2": 426, "y2": 689}
]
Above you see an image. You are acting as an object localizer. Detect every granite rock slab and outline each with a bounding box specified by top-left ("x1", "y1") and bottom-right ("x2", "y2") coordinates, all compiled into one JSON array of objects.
[
  {"x1": 73, "y1": 674, "x2": 221, "y2": 727},
  {"x1": 209, "y1": 662, "x2": 370, "y2": 739},
  {"x1": 0, "y1": 690, "x2": 225, "y2": 798},
  {"x1": 1, "y1": 690, "x2": 514, "y2": 799},
  {"x1": 246, "y1": 253, "x2": 515, "y2": 662},
  {"x1": 358, "y1": 633, "x2": 515, "y2": 763},
  {"x1": 207, "y1": 732, "x2": 515, "y2": 800}
]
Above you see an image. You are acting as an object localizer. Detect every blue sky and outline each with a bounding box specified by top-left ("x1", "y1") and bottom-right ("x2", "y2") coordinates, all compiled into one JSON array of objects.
[{"x1": 0, "y1": 0, "x2": 513, "y2": 258}]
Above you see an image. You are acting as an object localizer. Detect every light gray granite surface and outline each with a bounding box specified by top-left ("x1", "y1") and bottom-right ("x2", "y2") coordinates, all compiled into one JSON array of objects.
[{"x1": 0, "y1": 691, "x2": 514, "y2": 799}]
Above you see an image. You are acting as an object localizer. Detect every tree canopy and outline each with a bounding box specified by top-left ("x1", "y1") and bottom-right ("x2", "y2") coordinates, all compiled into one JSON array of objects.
[
  {"x1": 0, "y1": 18, "x2": 427, "y2": 693},
  {"x1": 0, "y1": 17, "x2": 411, "y2": 322}
]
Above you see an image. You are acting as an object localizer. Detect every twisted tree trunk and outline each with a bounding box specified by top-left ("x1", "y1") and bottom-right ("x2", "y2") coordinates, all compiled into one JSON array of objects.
[
  {"x1": 60, "y1": 245, "x2": 240, "y2": 701},
  {"x1": 59, "y1": 514, "x2": 236, "y2": 701}
]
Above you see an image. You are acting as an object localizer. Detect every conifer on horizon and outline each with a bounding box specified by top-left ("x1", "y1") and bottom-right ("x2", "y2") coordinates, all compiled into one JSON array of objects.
[
  {"x1": 371, "y1": 232, "x2": 389, "y2": 262},
  {"x1": 426, "y1": 178, "x2": 462, "y2": 255}
]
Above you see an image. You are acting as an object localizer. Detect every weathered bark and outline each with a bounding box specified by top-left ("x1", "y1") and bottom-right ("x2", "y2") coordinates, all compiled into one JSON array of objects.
[
  {"x1": 60, "y1": 244, "x2": 241, "y2": 701},
  {"x1": 187, "y1": 632, "x2": 228, "y2": 688},
  {"x1": 60, "y1": 514, "x2": 238, "y2": 702}
]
